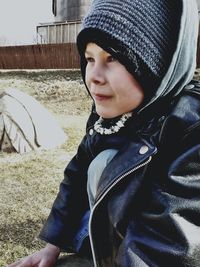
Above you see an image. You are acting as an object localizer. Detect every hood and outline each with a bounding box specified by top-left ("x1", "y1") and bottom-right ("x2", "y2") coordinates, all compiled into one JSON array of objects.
[
  {"x1": 139, "y1": 0, "x2": 199, "y2": 114},
  {"x1": 77, "y1": 0, "x2": 199, "y2": 118}
]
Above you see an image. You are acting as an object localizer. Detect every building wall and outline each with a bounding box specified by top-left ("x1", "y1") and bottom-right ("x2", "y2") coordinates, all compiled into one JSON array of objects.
[
  {"x1": 37, "y1": 0, "x2": 91, "y2": 44},
  {"x1": 37, "y1": 21, "x2": 82, "y2": 44},
  {"x1": 53, "y1": 0, "x2": 91, "y2": 22}
]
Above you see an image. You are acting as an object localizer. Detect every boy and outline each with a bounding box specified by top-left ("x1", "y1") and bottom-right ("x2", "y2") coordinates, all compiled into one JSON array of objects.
[{"x1": 9, "y1": 0, "x2": 200, "y2": 266}]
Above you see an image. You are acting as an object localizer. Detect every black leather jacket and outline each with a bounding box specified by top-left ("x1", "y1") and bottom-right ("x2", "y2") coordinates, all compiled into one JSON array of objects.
[{"x1": 39, "y1": 80, "x2": 200, "y2": 267}]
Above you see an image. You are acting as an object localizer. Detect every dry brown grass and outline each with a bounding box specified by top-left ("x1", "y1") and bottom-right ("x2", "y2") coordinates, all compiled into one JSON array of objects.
[{"x1": 0, "y1": 70, "x2": 92, "y2": 266}]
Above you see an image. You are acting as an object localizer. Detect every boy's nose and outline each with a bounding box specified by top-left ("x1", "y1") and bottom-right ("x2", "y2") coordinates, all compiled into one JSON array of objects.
[{"x1": 90, "y1": 64, "x2": 106, "y2": 85}]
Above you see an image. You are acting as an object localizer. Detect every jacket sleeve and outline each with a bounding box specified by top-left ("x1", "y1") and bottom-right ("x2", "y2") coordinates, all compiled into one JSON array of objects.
[
  {"x1": 38, "y1": 133, "x2": 92, "y2": 251},
  {"x1": 116, "y1": 143, "x2": 200, "y2": 267}
]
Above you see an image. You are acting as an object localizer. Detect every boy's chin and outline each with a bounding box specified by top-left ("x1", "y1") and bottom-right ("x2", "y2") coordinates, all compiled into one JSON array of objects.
[{"x1": 96, "y1": 110, "x2": 125, "y2": 119}]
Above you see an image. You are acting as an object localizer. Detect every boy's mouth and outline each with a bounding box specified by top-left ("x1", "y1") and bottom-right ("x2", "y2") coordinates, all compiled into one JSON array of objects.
[{"x1": 93, "y1": 93, "x2": 112, "y2": 101}]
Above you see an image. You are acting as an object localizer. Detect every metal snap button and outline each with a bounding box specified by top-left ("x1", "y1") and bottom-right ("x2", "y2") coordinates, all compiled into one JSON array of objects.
[
  {"x1": 184, "y1": 84, "x2": 195, "y2": 90},
  {"x1": 89, "y1": 129, "x2": 94, "y2": 136},
  {"x1": 139, "y1": 145, "x2": 149, "y2": 155}
]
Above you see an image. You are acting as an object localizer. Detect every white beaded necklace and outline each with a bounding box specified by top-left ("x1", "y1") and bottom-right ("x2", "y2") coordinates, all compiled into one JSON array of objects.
[{"x1": 93, "y1": 112, "x2": 132, "y2": 135}]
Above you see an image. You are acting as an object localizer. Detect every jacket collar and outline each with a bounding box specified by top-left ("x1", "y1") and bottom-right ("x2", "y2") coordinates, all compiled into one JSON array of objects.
[{"x1": 95, "y1": 135, "x2": 157, "y2": 202}]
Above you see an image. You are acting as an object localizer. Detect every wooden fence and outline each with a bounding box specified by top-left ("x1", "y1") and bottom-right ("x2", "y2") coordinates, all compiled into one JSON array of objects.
[
  {"x1": 0, "y1": 43, "x2": 80, "y2": 69},
  {"x1": 0, "y1": 41, "x2": 200, "y2": 69}
]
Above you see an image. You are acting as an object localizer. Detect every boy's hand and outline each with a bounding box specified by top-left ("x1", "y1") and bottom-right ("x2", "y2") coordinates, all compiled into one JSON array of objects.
[{"x1": 7, "y1": 243, "x2": 60, "y2": 267}]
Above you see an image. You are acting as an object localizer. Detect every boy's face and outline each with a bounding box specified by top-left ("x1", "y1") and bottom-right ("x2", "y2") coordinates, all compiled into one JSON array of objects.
[{"x1": 85, "y1": 43, "x2": 144, "y2": 118}]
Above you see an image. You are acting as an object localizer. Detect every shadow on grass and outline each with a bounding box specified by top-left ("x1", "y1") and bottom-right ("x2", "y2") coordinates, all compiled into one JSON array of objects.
[
  {"x1": 0, "y1": 218, "x2": 45, "y2": 249},
  {"x1": 55, "y1": 254, "x2": 94, "y2": 267},
  {"x1": 1, "y1": 219, "x2": 94, "y2": 267}
]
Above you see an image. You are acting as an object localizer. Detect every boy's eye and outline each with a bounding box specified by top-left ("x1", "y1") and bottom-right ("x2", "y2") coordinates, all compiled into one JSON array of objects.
[
  {"x1": 107, "y1": 55, "x2": 116, "y2": 63},
  {"x1": 85, "y1": 57, "x2": 94, "y2": 63}
]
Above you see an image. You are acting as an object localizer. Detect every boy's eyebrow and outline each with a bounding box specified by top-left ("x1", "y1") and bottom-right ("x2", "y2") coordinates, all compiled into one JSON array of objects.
[{"x1": 85, "y1": 50, "x2": 92, "y2": 55}]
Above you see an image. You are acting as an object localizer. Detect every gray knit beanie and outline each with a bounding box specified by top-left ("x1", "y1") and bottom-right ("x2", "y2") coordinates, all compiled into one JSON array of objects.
[{"x1": 77, "y1": 0, "x2": 182, "y2": 97}]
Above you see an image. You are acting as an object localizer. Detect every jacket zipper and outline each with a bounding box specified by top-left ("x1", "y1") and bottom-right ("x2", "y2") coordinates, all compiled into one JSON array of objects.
[{"x1": 89, "y1": 156, "x2": 152, "y2": 267}]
